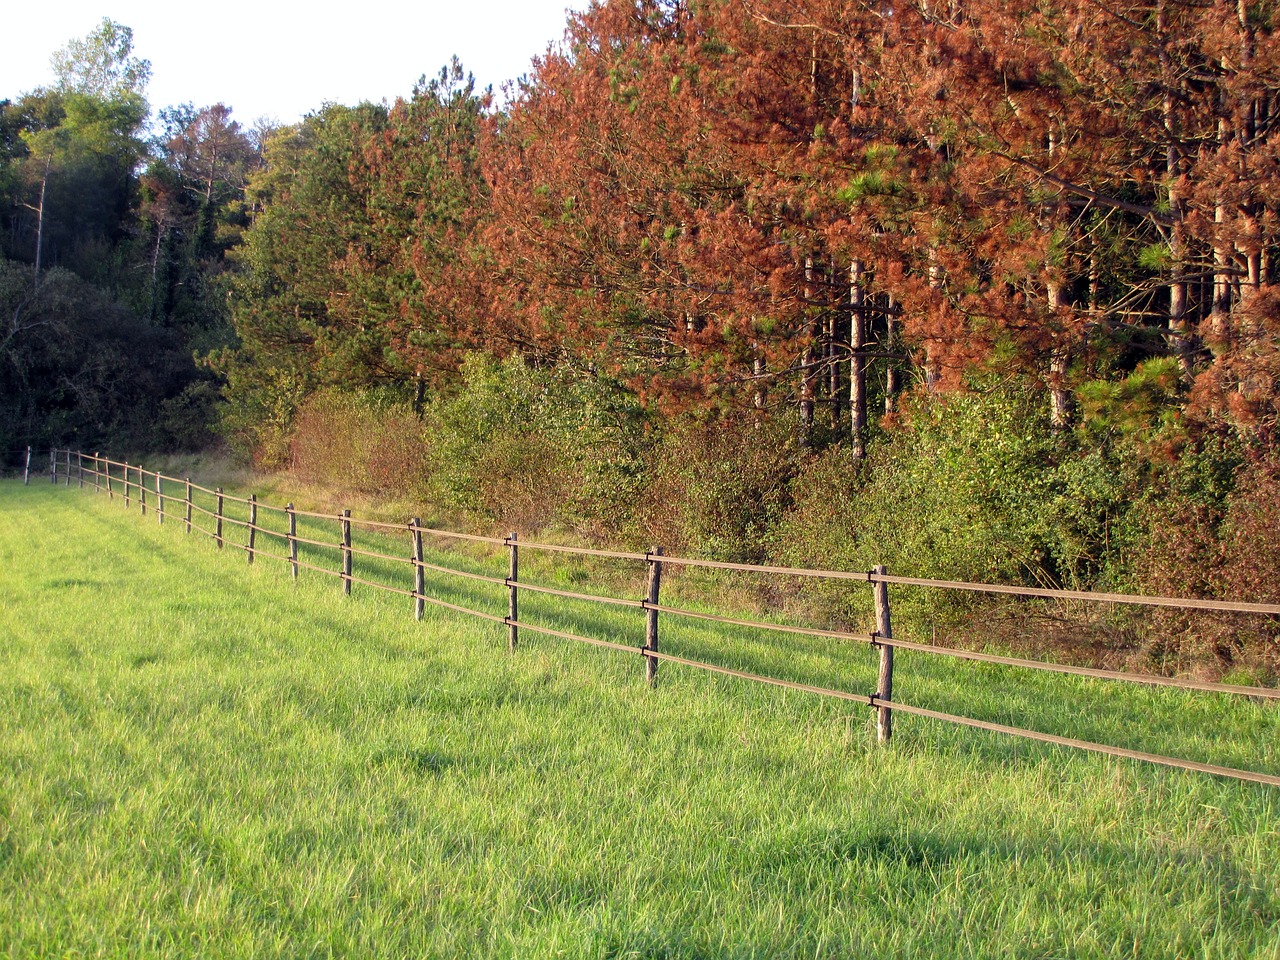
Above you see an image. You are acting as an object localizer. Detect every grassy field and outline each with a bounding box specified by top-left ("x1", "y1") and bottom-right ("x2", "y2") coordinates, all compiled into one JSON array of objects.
[{"x1": 2, "y1": 478, "x2": 1279, "y2": 959}]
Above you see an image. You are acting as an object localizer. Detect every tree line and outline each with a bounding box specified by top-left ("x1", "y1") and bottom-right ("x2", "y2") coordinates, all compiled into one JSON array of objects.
[
  {"x1": 3, "y1": 4, "x2": 1280, "y2": 674},
  {"x1": 217, "y1": 0, "x2": 1280, "y2": 461},
  {"x1": 1, "y1": 18, "x2": 259, "y2": 451}
]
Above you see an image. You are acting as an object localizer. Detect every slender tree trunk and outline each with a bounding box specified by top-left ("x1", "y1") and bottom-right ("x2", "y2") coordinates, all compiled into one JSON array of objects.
[
  {"x1": 828, "y1": 295, "x2": 842, "y2": 432},
  {"x1": 849, "y1": 260, "x2": 867, "y2": 459},
  {"x1": 753, "y1": 354, "x2": 767, "y2": 414},
  {"x1": 32, "y1": 158, "x2": 51, "y2": 281},
  {"x1": 883, "y1": 294, "x2": 899, "y2": 414},
  {"x1": 924, "y1": 247, "x2": 943, "y2": 391},
  {"x1": 150, "y1": 221, "x2": 166, "y2": 283},
  {"x1": 1047, "y1": 280, "x2": 1073, "y2": 431},
  {"x1": 1158, "y1": 0, "x2": 1192, "y2": 374},
  {"x1": 1209, "y1": 118, "x2": 1234, "y2": 355},
  {"x1": 799, "y1": 256, "x2": 817, "y2": 441}
]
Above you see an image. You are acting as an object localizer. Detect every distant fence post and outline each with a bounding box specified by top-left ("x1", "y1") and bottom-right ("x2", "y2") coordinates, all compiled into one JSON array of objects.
[
  {"x1": 341, "y1": 509, "x2": 352, "y2": 595},
  {"x1": 507, "y1": 532, "x2": 519, "y2": 651},
  {"x1": 105, "y1": 459, "x2": 113, "y2": 500},
  {"x1": 247, "y1": 494, "x2": 257, "y2": 563},
  {"x1": 155, "y1": 471, "x2": 164, "y2": 524},
  {"x1": 64, "y1": 449, "x2": 71, "y2": 486},
  {"x1": 411, "y1": 518, "x2": 424, "y2": 620},
  {"x1": 215, "y1": 487, "x2": 224, "y2": 548},
  {"x1": 645, "y1": 546, "x2": 664, "y2": 687},
  {"x1": 49, "y1": 449, "x2": 56, "y2": 485},
  {"x1": 93, "y1": 452, "x2": 101, "y2": 492},
  {"x1": 184, "y1": 479, "x2": 192, "y2": 533},
  {"x1": 873, "y1": 564, "x2": 894, "y2": 743},
  {"x1": 286, "y1": 503, "x2": 298, "y2": 579},
  {"x1": 139, "y1": 467, "x2": 147, "y2": 517},
  {"x1": 122, "y1": 461, "x2": 130, "y2": 507},
  {"x1": 23, "y1": 446, "x2": 30, "y2": 485},
  {"x1": 77, "y1": 452, "x2": 84, "y2": 489}
]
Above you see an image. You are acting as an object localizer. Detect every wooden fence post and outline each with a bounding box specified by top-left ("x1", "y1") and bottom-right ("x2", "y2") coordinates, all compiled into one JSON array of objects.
[
  {"x1": 184, "y1": 479, "x2": 192, "y2": 533},
  {"x1": 65, "y1": 448, "x2": 71, "y2": 486},
  {"x1": 341, "y1": 509, "x2": 352, "y2": 595},
  {"x1": 77, "y1": 451, "x2": 84, "y2": 488},
  {"x1": 105, "y1": 459, "x2": 113, "y2": 500},
  {"x1": 50, "y1": 449, "x2": 56, "y2": 485},
  {"x1": 873, "y1": 564, "x2": 894, "y2": 743},
  {"x1": 122, "y1": 461, "x2": 130, "y2": 507},
  {"x1": 507, "y1": 532, "x2": 519, "y2": 651},
  {"x1": 93, "y1": 452, "x2": 101, "y2": 492},
  {"x1": 411, "y1": 518, "x2": 424, "y2": 620},
  {"x1": 155, "y1": 471, "x2": 164, "y2": 524},
  {"x1": 23, "y1": 446, "x2": 30, "y2": 485},
  {"x1": 247, "y1": 494, "x2": 257, "y2": 563},
  {"x1": 645, "y1": 546, "x2": 663, "y2": 687},
  {"x1": 286, "y1": 503, "x2": 298, "y2": 579},
  {"x1": 139, "y1": 467, "x2": 147, "y2": 517},
  {"x1": 215, "y1": 487, "x2": 224, "y2": 548}
]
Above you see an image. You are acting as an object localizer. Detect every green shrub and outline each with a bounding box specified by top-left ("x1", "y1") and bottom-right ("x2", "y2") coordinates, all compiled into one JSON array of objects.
[
  {"x1": 635, "y1": 412, "x2": 807, "y2": 562},
  {"x1": 423, "y1": 354, "x2": 649, "y2": 535},
  {"x1": 776, "y1": 384, "x2": 1137, "y2": 635}
]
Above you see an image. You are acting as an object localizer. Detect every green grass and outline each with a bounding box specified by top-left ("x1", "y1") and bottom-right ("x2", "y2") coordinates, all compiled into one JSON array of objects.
[{"x1": 2, "y1": 479, "x2": 1280, "y2": 959}]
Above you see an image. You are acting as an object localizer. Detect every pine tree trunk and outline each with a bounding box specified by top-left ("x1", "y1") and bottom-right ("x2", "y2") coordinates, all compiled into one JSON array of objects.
[
  {"x1": 1159, "y1": 0, "x2": 1193, "y2": 375},
  {"x1": 799, "y1": 256, "x2": 817, "y2": 442},
  {"x1": 1047, "y1": 281, "x2": 1073, "y2": 431},
  {"x1": 849, "y1": 260, "x2": 867, "y2": 459},
  {"x1": 1209, "y1": 116, "x2": 1234, "y2": 355},
  {"x1": 883, "y1": 295, "x2": 899, "y2": 414}
]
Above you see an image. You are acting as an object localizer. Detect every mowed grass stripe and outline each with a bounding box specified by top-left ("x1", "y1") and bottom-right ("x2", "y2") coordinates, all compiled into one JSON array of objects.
[{"x1": 1, "y1": 481, "x2": 1279, "y2": 959}]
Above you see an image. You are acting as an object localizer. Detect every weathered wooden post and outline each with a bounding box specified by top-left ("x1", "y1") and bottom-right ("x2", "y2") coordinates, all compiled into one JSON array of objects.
[
  {"x1": 873, "y1": 564, "x2": 895, "y2": 743},
  {"x1": 23, "y1": 446, "x2": 30, "y2": 485},
  {"x1": 411, "y1": 518, "x2": 425, "y2": 620},
  {"x1": 77, "y1": 451, "x2": 84, "y2": 488},
  {"x1": 184, "y1": 479, "x2": 193, "y2": 533},
  {"x1": 49, "y1": 449, "x2": 56, "y2": 485},
  {"x1": 215, "y1": 487, "x2": 224, "y2": 548},
  {"x1": 105, "y1": 459, "x2": 113, "y2": 500},
  {"x1": 645, "y1": 546, "x2": 663, "y2": 687},
  {"x1": 341, "y1": 509, "x2": 352, "y2": 595},
  {"x1": 64, "y1": 448, "x2": 71, "y2": 486},
  {"x1": 139, "y1": 467, "x2": 147, "y2": 517},
  {"x1": 507, "y1": 532, "x2": 519, "y2": 651},
  {"x1": 93, "y1": 452, "x2": 101, "y2": 492},
  {"x1": 286, "y1": 503, "x2": 298, "y2": 579},
  {"x1": 155, "y1": 471, "x2": 164, "y2": 524},
  {"x1": 122, "y1": 460, "x2": 130, "y2": 507},
  {"x1": 247, "y1": 494, "x2": 257, "y2": 564}
]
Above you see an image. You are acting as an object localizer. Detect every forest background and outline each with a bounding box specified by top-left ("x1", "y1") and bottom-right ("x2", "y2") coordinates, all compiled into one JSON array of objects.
[{"x1": 3, "y1": 0, "x2": 1280, "y2": 680}]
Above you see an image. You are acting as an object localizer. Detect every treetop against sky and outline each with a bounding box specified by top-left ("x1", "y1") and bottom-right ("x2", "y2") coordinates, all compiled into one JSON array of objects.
[{"x1": 1, "y1": 0, "x2": 588, "y2": 124}]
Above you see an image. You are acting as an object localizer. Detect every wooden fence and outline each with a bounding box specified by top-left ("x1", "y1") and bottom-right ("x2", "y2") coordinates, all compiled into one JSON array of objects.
[{"x1": 40, "y1": 448, "x2": 1280, "y2": 788}]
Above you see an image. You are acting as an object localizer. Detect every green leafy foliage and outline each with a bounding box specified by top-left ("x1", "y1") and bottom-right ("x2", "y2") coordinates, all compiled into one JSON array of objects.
[
  {"x1": 638, "y1": 412, "x2": 806, "y2": 561},
  {"x1": 424, "y1": 355, "x2": 649, "y2": 536},
  {"x1": 0, "y1": 260, "x2": 215, "y2": 452},
  {"x1": 778, "y1": 384, "x2": 1143, "y2": 632}
]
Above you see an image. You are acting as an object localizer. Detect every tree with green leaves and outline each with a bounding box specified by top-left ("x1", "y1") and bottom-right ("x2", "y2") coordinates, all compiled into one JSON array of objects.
[{"x1": 211, "y1": 102, "x2": 392, "y2": 463}]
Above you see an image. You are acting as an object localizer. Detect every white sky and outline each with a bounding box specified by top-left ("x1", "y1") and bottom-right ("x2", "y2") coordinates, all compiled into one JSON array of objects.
[{"x1": 2, "y1": 1, "x2": 588, "y2": 126}]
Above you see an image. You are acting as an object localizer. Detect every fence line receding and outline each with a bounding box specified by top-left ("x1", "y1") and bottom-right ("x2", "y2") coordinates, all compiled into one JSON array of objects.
[{"x1": 37, "y1": 449, "x2": 1280, "y2": 789}]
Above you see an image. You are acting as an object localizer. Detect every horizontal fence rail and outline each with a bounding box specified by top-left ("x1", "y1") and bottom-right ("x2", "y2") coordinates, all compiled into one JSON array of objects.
[{"x1": 43, "y1": 449, "x2": 1280, "y2": 789}]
